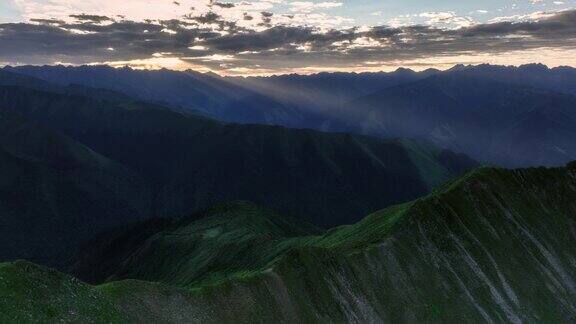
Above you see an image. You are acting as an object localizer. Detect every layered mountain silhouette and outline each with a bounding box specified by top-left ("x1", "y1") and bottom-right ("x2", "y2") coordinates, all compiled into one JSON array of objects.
[
  {"x1": 0, "y1": 80, "x2": 475, "y2": 266},
  {"x1": 0, "y1": 64, "x2": 575, "y2": 322},
  {"x1": 6, "y1": 64, "x2": 576, "y2": 167},
  {"x1": 450, "y1": 63, "x2": 576, "y2": 96},
  {"x1": 3, "y1": 65, "x2": 435, "y2": 124},
  {"x1": 2, "y1": 161, "x2": 575, "y2": 322},
  {"x1": 350, "y1": 73, "x2": 576, "y2": 166}
]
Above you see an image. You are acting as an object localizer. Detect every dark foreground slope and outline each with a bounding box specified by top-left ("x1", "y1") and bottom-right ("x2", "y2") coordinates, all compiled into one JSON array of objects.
[
  {"x1": 3, "y1": 162, "x2": 576, "y2": 323},
  {"x1": 0, "y1": 85, "x2": 475, "y2": 227},
  {"x1": 0, "y1": 110, "x2": 150, "y2": 265}
]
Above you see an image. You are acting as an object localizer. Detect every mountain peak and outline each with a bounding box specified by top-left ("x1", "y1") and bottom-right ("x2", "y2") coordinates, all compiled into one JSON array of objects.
[
  {"x1": 448, "y1": 64, "x2": 470, "y2": 71},
  {"x1": 394, "y1": 67, "x2": 415, "y2": 74},
  {"x1": 519, "y1": 63, "x2": 549, "y2": 72}
]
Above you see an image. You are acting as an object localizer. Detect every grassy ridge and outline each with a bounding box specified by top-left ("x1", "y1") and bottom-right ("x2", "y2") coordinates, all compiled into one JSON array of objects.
[
  {"x1": 2, "y1": 162, "x2": 576, "y2": 322},
  {"x1": 70, "y1": 201, "x2": 321, "y2": 286}
]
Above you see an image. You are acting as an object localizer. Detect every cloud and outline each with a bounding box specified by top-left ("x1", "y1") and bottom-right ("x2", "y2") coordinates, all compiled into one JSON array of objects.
[
  {"x1": 418, "y1": 11, "x2": 475, "y2": 28},
  {"x1": 387, "y1": 11, "x2": 476, "y2": 29},
  {"x1": 12, "y1": 0, "x2": 213, "y2": 21},
  {"x1": 289, "y1": 2, "x2": 343, "y2": 13},
  {"x1": 0, "y1": 8, "x2": 575, "y2": 74},
  {"x1": 69, "y1": 14, "x2": 113, "y2": 23},
  {"x1": 211, "y1": 2, "x2": 236, "y2": 9}
]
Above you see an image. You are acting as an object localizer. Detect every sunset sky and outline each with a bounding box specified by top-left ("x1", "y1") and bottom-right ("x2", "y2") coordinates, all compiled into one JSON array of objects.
[{"x1": 1, "y1": 0, "x2": 576, "y2": 75}]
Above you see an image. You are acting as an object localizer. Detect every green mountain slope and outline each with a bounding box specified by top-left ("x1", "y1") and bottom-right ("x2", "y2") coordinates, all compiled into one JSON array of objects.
[
  {"x1": 3, "y1": 162, "x2": 573, "y2": 322},
  {"x1": 70, "y1": 201, "x2": 321, "y2": 285},
  {"x1": 0, "y1": 110, "x2": 151, "y2": 265},
  {"x1": 0, "y1": 85, "x2": 476, "y2": 227},
  {"x1": 0, "y1": 261, "x2": 128, "y2": 323}
]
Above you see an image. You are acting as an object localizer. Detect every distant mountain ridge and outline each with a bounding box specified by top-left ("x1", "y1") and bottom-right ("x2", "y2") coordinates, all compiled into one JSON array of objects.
[
  {"x1": 5, "y1": 64, "x2": 576, "y2": 167},
  {"x1": 0, "y1": 69, "x2": 133, "y2": 103},
  {"x1": 349, "y1": 72, "x2": 576, "y2": 166},
  {"x1": 451, "y1": 63, "x2": 576, "y2": 96},
  {"x1": 2, "y1": 65, "x2": 436, "y2": 126}
]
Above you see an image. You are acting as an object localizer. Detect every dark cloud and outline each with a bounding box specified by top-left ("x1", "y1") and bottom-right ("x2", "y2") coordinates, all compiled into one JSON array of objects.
[
  {"x1": 182, "y1": 10, "x2": 242, "y2": 33},
  {"x1": 460, "y1": 10, "x2": 576, "y2": 39},
  {"x1": 211, "y1": 2, "x2": 235, "y2": 9},
  {"x1": 260, "y1": 11, "x2": 273, "y2": 25},
  {"x1": 29, "y1": 18, "x2": 66, "y2": 25},
  {"x1": 188, "y1": 12, "x2": 222, "y2": 24},
  {"x1": 204, "y1": 26, "x2": 312, "y2": 51},
  {"x1": 0, "y1": 20, "x2": 220, "y2": 64},
  {"x1": 1, "y1": 10, "x2": 575, "y2": 71},
  {"x1": 69, "y1": 14, "x2": 113, "y2": 23}
]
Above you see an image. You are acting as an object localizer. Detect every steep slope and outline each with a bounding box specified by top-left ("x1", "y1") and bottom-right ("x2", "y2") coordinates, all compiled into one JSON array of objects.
[
  {"x1": 295, "y1": 161, "x2": 576, "y2": 322},
  {"x1": 3, "y1": 162, "x2": 576, "y2": 322},
  {"x1": 105, "y1": 160, "x2": 576, "y2": 321},
  {"x1": 0, "y1": 85, "x2": 476, "y2": 227},
  {"x1": 350, "y1": 73, "x2": 576, "y2": 167},
  {"x1": 0, "y1": 110, "x2": 151, "y2": 265}
]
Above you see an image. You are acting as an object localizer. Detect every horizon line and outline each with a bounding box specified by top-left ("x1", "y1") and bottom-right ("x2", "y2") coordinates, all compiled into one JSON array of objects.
[{"x1": 3, "y1": 62, "x2": 574, "y2": 78}]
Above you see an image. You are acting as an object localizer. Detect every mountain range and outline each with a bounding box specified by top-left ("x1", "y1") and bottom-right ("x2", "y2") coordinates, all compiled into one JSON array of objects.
[
  {"x1": 350, "y1": 72, "x2": 576, "y2": 167},
  {"x1": 0, "y1": 64, "x2": 575, "y2": 322},
  {"x1": 0, "y1": 74, "x2": 475, "y2": 267},
  {"x1": 5, "y1": 64, "x2": 576, "y2": 167}
]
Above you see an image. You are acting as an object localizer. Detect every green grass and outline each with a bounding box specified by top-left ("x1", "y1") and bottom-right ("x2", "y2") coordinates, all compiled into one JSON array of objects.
[
  {"x1": 2, "y1": 162, "x2": 576, "y2": 322},
  {"x1": 0, "y1": 261, "x2": 128, "y2": 323}
]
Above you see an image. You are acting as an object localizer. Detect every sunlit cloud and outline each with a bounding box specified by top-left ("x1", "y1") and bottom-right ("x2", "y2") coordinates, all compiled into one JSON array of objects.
[
  {"x1": 92, "y1": 56, "x2": 207, "y2": 71},
  {"x1": 1, "y1": 1, "x2": 576, "y2": 74}
]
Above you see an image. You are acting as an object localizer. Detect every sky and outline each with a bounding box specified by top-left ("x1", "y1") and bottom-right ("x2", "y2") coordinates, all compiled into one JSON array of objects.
[{"x1": 1, "y1": 0, "x2": 576, "y2": 75}]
